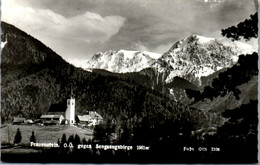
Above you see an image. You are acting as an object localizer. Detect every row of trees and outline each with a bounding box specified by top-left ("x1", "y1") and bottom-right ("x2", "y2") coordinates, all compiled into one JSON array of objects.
[{"x1": 13, "y1": 128, "x2": 35, "y2": 144}]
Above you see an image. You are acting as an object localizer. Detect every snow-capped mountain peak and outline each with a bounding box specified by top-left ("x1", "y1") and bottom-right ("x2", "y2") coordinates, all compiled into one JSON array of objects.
[
  {"x1": 153, "y1": 34, "x2": 256, "y2": 85},
  {"x1": 82, "y1": 34, "x2": 256, "y2": 86},
  {"x1": 117, "y1": 49, "x2": 161, "y2": 59},
  {"x1": 82, "y1": 50, "x2": 162, "y2": 73}
]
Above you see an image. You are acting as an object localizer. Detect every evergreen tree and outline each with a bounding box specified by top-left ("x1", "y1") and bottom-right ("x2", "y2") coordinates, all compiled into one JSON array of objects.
[
  {"x1": 60, "y1": 133, "x2": 67, "y2": 147},
  {"x1": 68, "y1": 134, "x2": 75, "y2": 145},
  {"x1": 82, "y1": 137, "x2": 87, "y2": 144},
  {"x1": 14, "y1": 128, "x2": 22, "y2": 144},
  {"x1": 30, "y1": 131, "x2": 36, "y2": 143},
  {"x1": 93, "y1": 125, "x2": 108, "y2": 143},
  {"x1": 74, "y1": 134, "x2": 81, "y2": 147}
]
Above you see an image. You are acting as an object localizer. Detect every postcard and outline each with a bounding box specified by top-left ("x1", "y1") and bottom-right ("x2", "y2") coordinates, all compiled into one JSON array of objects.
[{"x1": 1, "y1": 0, "x2": 258, "y2": 163}]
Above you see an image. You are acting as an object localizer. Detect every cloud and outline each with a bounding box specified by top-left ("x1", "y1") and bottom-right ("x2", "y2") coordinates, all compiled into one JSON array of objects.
[
  {"x1": 152, "y1": 43, "x2": 173, "y2": 54},
  {"x1": 1, "y1": 0, "x2": 256, "y2": 64},
  {"x1": 2, "y1": 0, "x2": 126, "y2": 52},
  {"x1": 130, "y1": 41, "x2": 149, "y2": 52}
]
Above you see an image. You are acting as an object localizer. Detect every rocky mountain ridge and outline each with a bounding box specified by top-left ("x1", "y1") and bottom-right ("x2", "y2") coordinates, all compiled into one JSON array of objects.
[
  {"x1": 82, "y1": 50, "x2": 161, "y2": 73},
  {"x1": 83, "y1": 34, "x2": 256, "y2": 86}
]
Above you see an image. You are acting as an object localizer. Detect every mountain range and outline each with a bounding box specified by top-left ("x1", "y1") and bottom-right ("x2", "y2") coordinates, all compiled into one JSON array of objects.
[
  {"x1": 1, "y1": 21, "x2": 258, "y2": 150},
  {"x1": 83, "y1": 34, "x2": 256, "y2": 86},
  {"x1": 83, "y1": 50, "x2": 161, "y2": 73},
  {"x1": 1, "y1": 10, "x2": 258, "y2": 162}
]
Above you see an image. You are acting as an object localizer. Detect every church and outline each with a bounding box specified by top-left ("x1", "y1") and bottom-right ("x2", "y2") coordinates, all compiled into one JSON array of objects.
[{"x1": 40, "y1": 97, "x2": 75, "y2": 125}]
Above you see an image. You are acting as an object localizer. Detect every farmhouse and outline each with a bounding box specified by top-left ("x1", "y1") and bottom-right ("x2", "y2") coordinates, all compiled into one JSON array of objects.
[
  {"x1": 40, "y1": 114, "x2": 64, "y2": 125},
  {"x1": 25, "y1": 119, "x2": 34, "y2": 124},
  {"x1": 40, "y1": 97, "x2": 75, "y2": 125},
  {"x1": 13, "y1": 117, "x2": 25, "y2": 124},
  {"x1": 76, "y1": 111, "x2": 103, "y2": 126},
  {"x1": 88, "y1": 111, "x2": 103, "y2": 125},
  {"x1": 76, "y1": 115, "x2": 91, "y2": 125}
]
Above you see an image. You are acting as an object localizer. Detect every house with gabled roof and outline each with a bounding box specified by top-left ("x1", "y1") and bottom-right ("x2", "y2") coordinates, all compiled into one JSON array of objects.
[
  {"x1": 76, "y1": 111, "x2": 103, "y2": 126},
  {"x1": 13, "y1": 117, "x2": 25, "y2": 124},
  {"x1": 40, "y1": 114, "x2": 64, "y2": 125},
  {"x1": 76, "y1": 115, "x2": 91, "y2": 126}
]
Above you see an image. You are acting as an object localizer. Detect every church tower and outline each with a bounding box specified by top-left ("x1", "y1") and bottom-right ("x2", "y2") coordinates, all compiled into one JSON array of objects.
[{"x1": 65, "y1": 97, "x2": 75, "y2": 125}]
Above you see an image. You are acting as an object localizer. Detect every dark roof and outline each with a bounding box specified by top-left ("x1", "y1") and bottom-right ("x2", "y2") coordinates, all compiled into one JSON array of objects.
[{"x1": 48, "y1": 102, "x2": 67, "y2": 112}]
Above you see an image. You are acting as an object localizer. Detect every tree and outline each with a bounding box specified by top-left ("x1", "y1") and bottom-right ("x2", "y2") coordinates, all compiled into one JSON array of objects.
[
  {"x1": 14, "y1": 128, "x2": 22, "y2": 144},
  {"x1": 82, "y1": 137, "x2": 87, "y2": 144},
  {"x1": 30, "y1": 131, "x2": 36, "y2": 143},
  {"x1": 221, "y1": 12, "x2": 258, "y2": 41},
  {"x1": 93, "y1": 124, "x2": 109, "y2": 143},
  {"x1": 74, "y1": 134, "x2": 81, "y2": 147},
  {"x1": 185, "y1": 89, "x2": 202, "y2": 101},
  {"x1": 213, "y1": 13, "x2": 258, "y2": 162},
  {"x1": 214, "y1": 100, "x2": 258, "y2": 162},
  {"x1": 60, "y1": 133, "x2": 67, "y2": 148},
  {"x1": 202, "y1": 86, "x2": 216, "y2": 100},
  {"x1": 68, "y1": 134, "x2": 74, "y2": 145}
]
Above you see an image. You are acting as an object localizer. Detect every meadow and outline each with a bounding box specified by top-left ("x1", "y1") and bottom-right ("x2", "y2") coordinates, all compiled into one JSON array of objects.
[{"x1": 1, "y1": 124, "x2": 93, "y2": 145}]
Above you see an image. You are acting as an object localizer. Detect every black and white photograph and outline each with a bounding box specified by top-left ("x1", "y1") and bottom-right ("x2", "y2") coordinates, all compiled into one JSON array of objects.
[{"x1": 0, "y1": 0, "x2": 258, "y2": 163}]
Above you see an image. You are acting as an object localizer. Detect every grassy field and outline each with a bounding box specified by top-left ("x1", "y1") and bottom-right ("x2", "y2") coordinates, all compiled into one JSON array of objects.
[{"x1": 1, "y1": 124, "x2": 93, "y2": 145}]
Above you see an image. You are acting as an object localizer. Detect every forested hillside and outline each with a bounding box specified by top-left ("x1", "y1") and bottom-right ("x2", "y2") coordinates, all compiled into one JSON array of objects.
[
  {"x1": 183, "y1": 12, "x2": 258, "y2": 163},
  {"x1": 1, "y1": 11, "x2": 258, "y2": 162},
  {"x1": 1, "y1": 22, "x2": 213, "y2": 137}
]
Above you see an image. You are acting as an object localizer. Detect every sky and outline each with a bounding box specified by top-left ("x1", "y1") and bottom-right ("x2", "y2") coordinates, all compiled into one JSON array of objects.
[{"x1": 1, "y1": 0, "x2": 258, "y2": 67}]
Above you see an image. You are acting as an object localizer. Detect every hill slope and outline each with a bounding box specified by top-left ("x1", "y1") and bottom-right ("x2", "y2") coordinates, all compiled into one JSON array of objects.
[
  {"x1": 186, "y1": 52, "x2": 258, "y2": 113},
  {"x1": 1, "y1": 22, "x2": 200, "y2": 135},
  {"x1": 1, "y1": 22, "x2": 67, "y2": 85}
]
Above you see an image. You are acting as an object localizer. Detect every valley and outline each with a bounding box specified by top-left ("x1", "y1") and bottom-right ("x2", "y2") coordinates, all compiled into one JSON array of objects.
[{"x1": 1, "y1": 11, "x2": 258, "y2": 163}]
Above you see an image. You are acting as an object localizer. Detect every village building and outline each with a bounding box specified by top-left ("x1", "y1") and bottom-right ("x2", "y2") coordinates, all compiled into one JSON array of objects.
[
  {"x1": 13, "y1": 117, "x2": 25, "y2": 124},
  {"x1": 76, "y1": 115, "x2": 91, "y2": 126},
  {"x1": 40, "y1": 114, "x2": 64, "y2": 125},
  {"x1": 88, "y1": 111, "x2": 103, "y2": 125},
  {"x1": 40, "y1": 97, "x2": 75, "y2": 125},
  {"x1": 76, "y1": 111, "x2": 103, "y2": 126},
  {"x1": 24, "y1": 119, "x2": 34, "y2": 124}
]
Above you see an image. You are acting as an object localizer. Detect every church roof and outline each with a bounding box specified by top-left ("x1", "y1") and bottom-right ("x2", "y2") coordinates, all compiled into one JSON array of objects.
[{"x1": 48, "y1": 102, "x2": 67, "y2": 112}]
